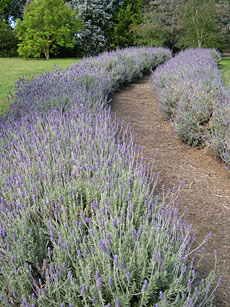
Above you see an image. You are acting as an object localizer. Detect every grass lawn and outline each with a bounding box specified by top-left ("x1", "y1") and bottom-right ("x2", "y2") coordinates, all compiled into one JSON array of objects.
[
  {"x1": 219, "y1": 56, "x2": 230, "y2": 85},
  {"x1": 0, "y1": 57, "x2": 81, "y2": 115}
]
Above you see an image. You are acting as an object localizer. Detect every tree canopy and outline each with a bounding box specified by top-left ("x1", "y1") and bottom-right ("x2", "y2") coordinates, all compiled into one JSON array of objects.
[
  {"x1": 15, "y1": 0, "x2": 84, "y2": 59},
  {"x1": 69, "y1": 0, "x2": 120, "y2": 55}
]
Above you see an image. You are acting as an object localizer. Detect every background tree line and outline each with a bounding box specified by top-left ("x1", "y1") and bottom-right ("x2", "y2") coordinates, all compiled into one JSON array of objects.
[{"x1": 0, "y1": 0, "x2": 229, "y2": 59}]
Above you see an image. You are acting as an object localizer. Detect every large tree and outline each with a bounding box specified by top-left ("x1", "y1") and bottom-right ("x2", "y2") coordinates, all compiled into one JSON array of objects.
[
  {"x1": 15, "y1": 0, "x2": 83, "y2": 60},
  {"x1": 216, "y1": 0, "x2": 230, "y2": 50},
  {"x1": 0, "y1": 19, "x2": 18, "y2": 57},
  {"x1": 131, "y1": 0, "x2": 182, "y2": 50},
  {"x1": 178, "y1": 0, "x2": 224, "y2": 49},
  {"x1": 113, "y1": 0, "x2": 143, "y2": 48},
  {"x1": 69, "y1": 0, "x2": 119, "y2": 55}
]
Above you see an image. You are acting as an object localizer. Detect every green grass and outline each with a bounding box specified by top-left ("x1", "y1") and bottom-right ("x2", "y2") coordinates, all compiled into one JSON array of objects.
[
  {"x1": 219, "y1": 56, "x2": 230, "y2": 85},
  {"x1": 0, "y1": 57, "x2": 81, "y2": 115}
]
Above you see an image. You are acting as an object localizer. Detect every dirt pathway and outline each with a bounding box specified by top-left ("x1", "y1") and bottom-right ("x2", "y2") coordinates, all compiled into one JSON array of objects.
[{"x1": 110, "y1": 76, "x2": 230, "y2": 306}]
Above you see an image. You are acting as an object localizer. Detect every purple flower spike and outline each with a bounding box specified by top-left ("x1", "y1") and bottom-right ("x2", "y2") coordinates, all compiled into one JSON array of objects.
[
  {"x1": 106, "y1": 233, "x2": 111, "y2": 245},
  {"x1": 108, "y1": 275, "x2": 112, "y2": 287},
  {"x1": 126, "y1": 271, "x2": 130, "y2": 281},
  {"x1": 114, "y1": 255, "x2": 118, "y2": 267},
  {"x1": 218, "y1": 276, "x2": 223, "y2": 285},
  {"x1": 116, "y1": 298, "x2": 120, "y2": 307},
  {"x1": 77, "y1": 250, "x2": 82, "y2": 260},
  {"x1": 100, "y1": 239, "x2": 107, "y2": 253},
  {"x1": 120, "y1": 212, "x2": 125, "y2": 223},
  {"x1": 96, "y1": 277, "x2": 102, "y2": 291},
  {"x1": 187, "y1": 279, "x2": 192, "y2": 292},
  {"x1": 113, "y1": 219, "x2": 118, "y2": 228},
  {"x1": 137, "y1": 225, "x2": 143, "y2": 237},
  {"x1": 204, "y1": 232, "x2": 212, "y2": 242},
  {"x1": 81, "y1": 284, "x2": 86, "y2": 297},
  {"x1": 121, "y1": 262, "x2": 126, "y2": 272},
  {"x1": 142, "y1": 279, "x2": 148, "y2": 292},
  {"x1": 132, "y1": 229, "x2": 137, "y2": 241}
]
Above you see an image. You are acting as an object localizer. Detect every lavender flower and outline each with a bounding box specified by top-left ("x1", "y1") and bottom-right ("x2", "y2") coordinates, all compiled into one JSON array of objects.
[
  {"x1": 108, "y1": 276, "x2": 112, "y2": 287},
  {"x1": 116, "y1": 298, "x2": 121, "y2": 307},
  {"x1": 142, "y1": 280, "x2": 148, "y2": 292},
  {"x1": 114, "y1": 255, "x2": 118, "y2": 267},
  {"x1": 96, "y1": 277, "x2": 102, "y2": 292},
  {"x1": 81, "y1": 284, "x2": 86, "y2": 297}
]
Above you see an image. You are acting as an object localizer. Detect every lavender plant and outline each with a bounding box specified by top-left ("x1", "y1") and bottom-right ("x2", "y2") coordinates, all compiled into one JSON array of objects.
[
  {"x1": 151, "y1": 48, "x2": 222, "y2": 147},
  {"x1": 152, "y1": 48, "x2": 230, "y2": 168},
  {"x1": 0, "y1": 47, "x2": 220, "y2": 305}
]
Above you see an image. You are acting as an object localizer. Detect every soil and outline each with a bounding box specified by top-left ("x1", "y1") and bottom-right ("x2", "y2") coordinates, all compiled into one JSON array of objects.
[{"x1": 110, "y1": 75, "x2": 230, "y2": 306}]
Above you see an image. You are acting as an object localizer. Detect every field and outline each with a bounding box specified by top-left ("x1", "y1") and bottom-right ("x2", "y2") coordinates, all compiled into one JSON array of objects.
[
  {"x1": 0, "y1": 57, "x2": 80, "y2": 115},
  {"x1": 219, "y1": 56, "x2": 230, "y2": 85}
]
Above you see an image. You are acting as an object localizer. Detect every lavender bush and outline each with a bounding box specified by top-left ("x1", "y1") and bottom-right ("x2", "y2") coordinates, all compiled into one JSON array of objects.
[
  {"x1": 151, "y1": 49, "x2": 223, "y2": 146},
  {"x1": 0, "y1": 47, "x2": 220, "y2": 305},
  {"x1": 152, "y1": 48, "x2": 230, "y2": 167}
]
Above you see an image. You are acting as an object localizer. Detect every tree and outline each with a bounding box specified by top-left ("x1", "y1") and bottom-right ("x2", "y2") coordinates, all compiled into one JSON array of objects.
[
  {"x1": 69, "y1": 0, "x2": 119, "y2": 55},
  {"x1": 113, "y1": 0, "x2": 143, "y2": 48},
  {"x1": 0, "y1": 0, "x2": 27, "y2": 22},
  {"x1": 131, "y1": 0, "x2": 182, "y2": 51},
  {"x1": 0, "y1": 20, "x2": 18, "y2": 57},
  {"x1": 216, "y1": 0, "x2": 230, "y2": 50},
  {"x1": 15, "y1": 0, "x2": 84, "y2": 60},
  {"x1": 178, "y1": 0, "x2": 224, "y2": 49}
]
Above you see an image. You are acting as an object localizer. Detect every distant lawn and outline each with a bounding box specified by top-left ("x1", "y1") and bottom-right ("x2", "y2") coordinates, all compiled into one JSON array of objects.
[
  {"x1": 219, "y1": 56, "x2": 230, "y2": 85},
  {"x1": 0, "y1": 57, "x2": 81, "y2": 115}
]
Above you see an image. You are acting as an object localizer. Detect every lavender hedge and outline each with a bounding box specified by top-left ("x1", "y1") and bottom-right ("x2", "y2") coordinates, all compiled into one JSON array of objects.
[
  {"x1": 152, "y1": 48, "x2": 230, "y2": 169},
  {"x1": 0, "y1": 48, "x2": 220, "y2": 305}
]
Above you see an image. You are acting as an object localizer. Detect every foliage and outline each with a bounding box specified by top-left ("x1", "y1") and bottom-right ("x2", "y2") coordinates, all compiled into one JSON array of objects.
[
  {"x1": 69, "y1": 0, "x2": 119, "y2": 55},
  {"x1": 15, "y1": 0, "x2": 84, "y2": 60},
  {"x1": 132, "y1": 0, "x2": 229, "y2": 51},
  {"x1": 152, "y1": 49, "x2": 222, "y2": 146},
  {"x1": 0, "y1": 21, "x2": 18, "y2": 57},
  {"x1": 0, "y1": 47, "x2": 219, "y2": 305},
  {"x1": 151, "y1": 48, "x2": 230, "y2": 167},
  {"x1": 0, "y1": 0, "x2": 14, "y2": 20},
  {"x1": 215, "y1": 0, "x2": 230, "y2": 50},
  {"x1": 132, "y1": 0, "x2": 182, "y2": 51},
  {"x1": 113, "y1": 0, "x2": 143, "y2": 48},
  {"x1": 177, "y1": 0, "x2": 225, "y2": 49}
]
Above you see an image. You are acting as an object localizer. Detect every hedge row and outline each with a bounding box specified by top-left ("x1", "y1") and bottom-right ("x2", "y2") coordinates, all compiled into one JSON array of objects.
[
  {"x1": 152, "y1": 48, "x2": 230, "y2": 168},
  {"x1": 0, "y1": 48, "x2": 220, "y2": 306}
]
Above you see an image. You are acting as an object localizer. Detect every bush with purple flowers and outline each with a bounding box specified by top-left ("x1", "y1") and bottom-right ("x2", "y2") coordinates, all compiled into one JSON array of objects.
[
  {"x1": 151, "y1": 48, "x2": 230, "y2": 168},
  {"x1": 151, "y1": 49, "x2": 223, "y2": 146},
  {"x1": 0, "y1": 47, "x2": 220, "y2": 305}
]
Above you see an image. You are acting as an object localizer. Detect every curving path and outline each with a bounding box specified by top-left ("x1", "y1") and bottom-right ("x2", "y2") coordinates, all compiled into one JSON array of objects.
[{"x1": 110, "y1": 75, "x2": 230, "y2": 306}]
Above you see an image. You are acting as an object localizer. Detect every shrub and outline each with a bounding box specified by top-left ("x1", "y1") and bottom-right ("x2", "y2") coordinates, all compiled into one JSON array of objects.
[
  {"x1": 151, "y1": 48, "x2": 222, "y2": 147},
  {"x1": 152, "y1": 47, "x2": 230, "y2": 167},
  {"x1": 0, "y1": 47, "x2": 220, "y2": 305}
]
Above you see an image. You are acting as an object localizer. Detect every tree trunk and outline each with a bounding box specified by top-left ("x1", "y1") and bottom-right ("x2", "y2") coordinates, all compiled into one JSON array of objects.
[{"x1": 44, "y1": 45, "x2": 50, "y2": 60}]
